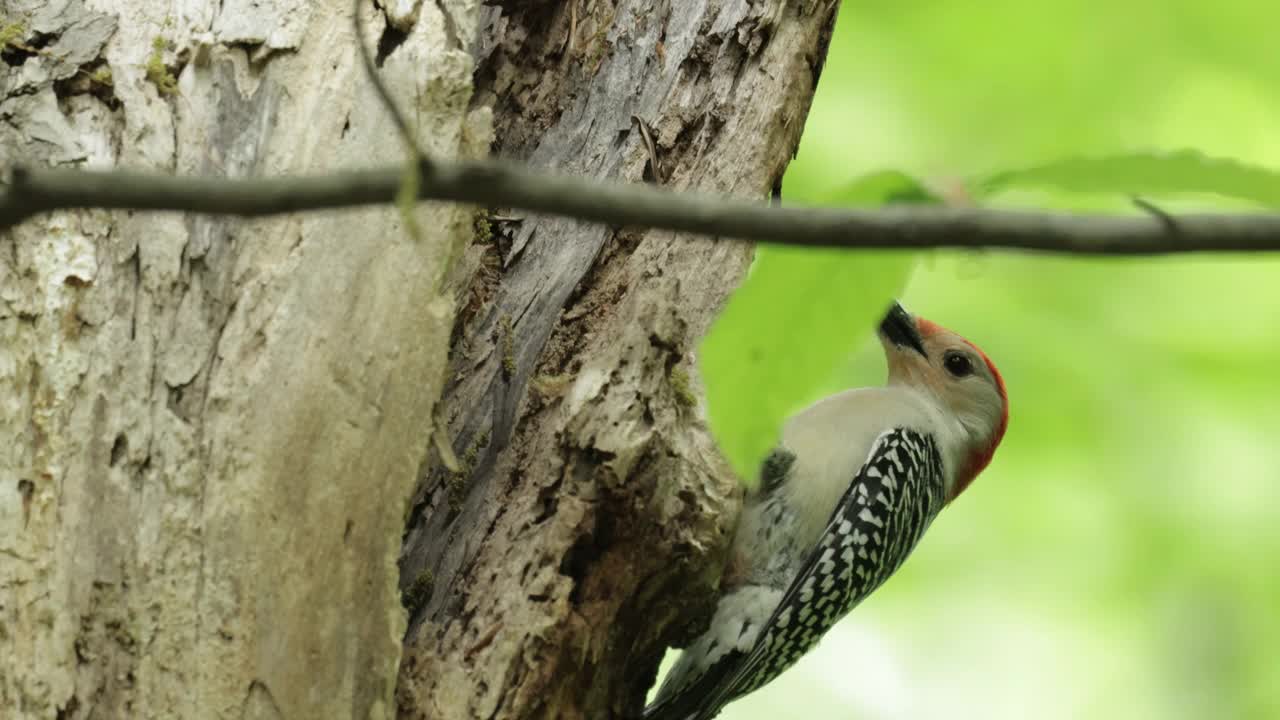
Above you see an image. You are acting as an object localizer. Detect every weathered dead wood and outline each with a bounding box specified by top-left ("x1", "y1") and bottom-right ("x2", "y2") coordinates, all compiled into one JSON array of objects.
[{"x1": 396, "y1": 2, "x2": 838, "y2": 718}]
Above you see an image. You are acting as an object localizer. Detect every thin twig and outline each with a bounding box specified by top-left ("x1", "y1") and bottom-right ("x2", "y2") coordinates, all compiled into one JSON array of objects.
[
  {"x1": 352, "y1": 0, "x2": 427, "y2": 241},
  {"x1": 565, "y1": 0, "x2": 579, "y2": 56},
  {"x1": 352, "y1": 0, "x2": 425, "y2": 162},
  {"x1": 631, "y1": 115, "x2": 666, "y2": 184},
  {"x1": 6, "y1": 161, "x2": 1280, "y2": 255}
]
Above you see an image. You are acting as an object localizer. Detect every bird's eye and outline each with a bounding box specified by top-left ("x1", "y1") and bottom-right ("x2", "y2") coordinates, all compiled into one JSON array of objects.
[{"x1": 943, "y1": 352, "x2": 974, "y2": 378}]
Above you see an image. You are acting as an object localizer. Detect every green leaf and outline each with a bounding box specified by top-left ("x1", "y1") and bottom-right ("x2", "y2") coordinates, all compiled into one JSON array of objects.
[
  {"x1": 698, "y1": 172, "x2": 936, "y2": 480},
  {"x1": 829, "y1": 169, "x2": 941, "y2": 206},
  {"x1": 978, "y1": 150, "x2": 1280, "y2": 208}
]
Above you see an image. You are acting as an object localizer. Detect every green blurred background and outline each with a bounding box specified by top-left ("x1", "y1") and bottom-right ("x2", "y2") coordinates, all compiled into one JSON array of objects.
[{"x1": 695, "y1": 2, "x2": 1280, "y2": 719}]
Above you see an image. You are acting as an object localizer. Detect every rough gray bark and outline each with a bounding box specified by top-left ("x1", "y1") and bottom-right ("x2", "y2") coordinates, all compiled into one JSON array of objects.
[
  {"x1": 396, "y1": 2, "x2": 838, "y2": 718},
  {"x1": 1, "y1": 0, "x2": 482, "y2": 717}
]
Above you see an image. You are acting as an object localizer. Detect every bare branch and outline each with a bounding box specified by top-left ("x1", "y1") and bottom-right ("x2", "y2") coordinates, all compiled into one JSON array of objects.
[{"x1": 5, "y1": 161, "x2": 1280, "y2": 255}]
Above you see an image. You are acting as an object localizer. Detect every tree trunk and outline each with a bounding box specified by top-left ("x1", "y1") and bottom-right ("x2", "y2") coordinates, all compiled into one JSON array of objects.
[
  {"x1": 396, "y1": 2, "x2": 837, "y2": 718},
  {"x1": 1, "y1": 0, "x2": 836, "y2": 718},
  {"x1": 2, "y1": 0, "x2": 482, "y2": 717}
]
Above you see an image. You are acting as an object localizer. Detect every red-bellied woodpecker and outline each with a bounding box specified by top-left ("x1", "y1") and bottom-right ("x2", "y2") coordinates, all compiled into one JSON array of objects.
[{"x1": 645, "y1": 301, "x2": 1009, "y2": 720}]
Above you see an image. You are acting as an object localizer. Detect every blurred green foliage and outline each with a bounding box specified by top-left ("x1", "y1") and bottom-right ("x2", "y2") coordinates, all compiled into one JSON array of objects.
[
  {"x1": 699, "y1": 172, "x2": 932, "y2": 478},
  {"x1": 696, "y1": 2, "x2": 1280, "y2": 719},
  {"x1": 979, "y1": 150, "x2": 1280, "y2": 206}
]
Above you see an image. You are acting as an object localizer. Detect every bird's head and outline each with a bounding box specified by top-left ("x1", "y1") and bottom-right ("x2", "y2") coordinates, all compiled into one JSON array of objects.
[{"x1": 877, "y1": 301, "x2": 1008, "y2": 502}]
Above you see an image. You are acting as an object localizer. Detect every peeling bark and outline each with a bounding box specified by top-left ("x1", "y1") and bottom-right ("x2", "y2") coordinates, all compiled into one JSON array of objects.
[
  {"x1": 2, "y1": 1, "x2": 482, "y2": 717},
  {"x1": 397, "y1": 2, "x2": 837, "y2": 718}
]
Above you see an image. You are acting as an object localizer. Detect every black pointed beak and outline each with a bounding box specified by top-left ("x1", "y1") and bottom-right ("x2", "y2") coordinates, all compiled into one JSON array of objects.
[{"x1": 878, "y1": 301, "x2": 927, "y2": 357}]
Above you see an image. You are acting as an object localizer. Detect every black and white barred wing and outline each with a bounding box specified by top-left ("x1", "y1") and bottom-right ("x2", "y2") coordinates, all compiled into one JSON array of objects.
[{"x1": 714, "y1": 428, "x2": 947, "y2": 709}]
